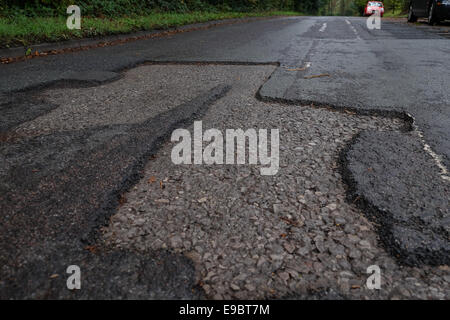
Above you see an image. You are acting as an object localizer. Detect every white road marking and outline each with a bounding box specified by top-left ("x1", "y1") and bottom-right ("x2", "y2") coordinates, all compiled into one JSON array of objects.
[
  {"x1": 408, "y1": 113, "x2": 450, "y2": 182},
  {"x1": 283, "y1": 62, "x2": 311, "y2": 70},
  {"x1": 345, "y1": 19, "x2": 362, "y2": 40},
  {"x1": 319, "y1": 23, "x2": 327, "y2": 32}
]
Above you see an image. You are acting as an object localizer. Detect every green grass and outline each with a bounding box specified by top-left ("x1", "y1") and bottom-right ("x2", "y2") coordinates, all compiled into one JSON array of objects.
[
  {"x1": 0, "y1": 11, "x2": 301, "y2": 48},
  {"x1": 383, "y1": 11, "x2": 407, "y2": 18}
]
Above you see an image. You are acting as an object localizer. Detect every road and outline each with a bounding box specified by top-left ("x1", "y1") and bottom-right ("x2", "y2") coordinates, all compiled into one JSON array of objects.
[{"x1": 0, "y1": 16, "x2": 448, "y2": 299}]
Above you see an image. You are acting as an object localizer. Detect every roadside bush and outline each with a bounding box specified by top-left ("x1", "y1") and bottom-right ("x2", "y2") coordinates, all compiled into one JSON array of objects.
[{"x1": 0, "y1": 0, "x2": 301, "y2": 18}]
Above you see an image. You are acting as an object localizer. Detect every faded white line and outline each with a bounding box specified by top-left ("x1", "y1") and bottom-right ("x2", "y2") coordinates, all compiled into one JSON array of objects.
[
  {"x1": 319, "y1": 23, "x2": 327, "y2": 32},
  {"x1": 408, "y1": 113, "x2": 450, "y2": 182},
  {"x1": 345, "y1": 19, "x2": 362, "y2": 40}
]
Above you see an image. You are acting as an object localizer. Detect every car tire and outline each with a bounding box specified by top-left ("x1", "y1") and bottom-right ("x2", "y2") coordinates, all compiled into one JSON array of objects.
[
  {"x1": 428, "y1": 2, "x2": 437, "y2": 25},
  {"x1": 407, "y1": 4, "x2": 417, "y2": 22}
]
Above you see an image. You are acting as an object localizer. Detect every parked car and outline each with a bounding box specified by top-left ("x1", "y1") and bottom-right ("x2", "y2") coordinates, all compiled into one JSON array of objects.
[
  {"x1": 408, "y1": 0, "x2": 450, "y2": 25},
  {"x1": 364, "y1": 1, "x2": 385, "y2": 17}
]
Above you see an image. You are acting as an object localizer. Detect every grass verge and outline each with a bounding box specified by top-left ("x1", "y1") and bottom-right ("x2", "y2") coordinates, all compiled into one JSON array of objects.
[
  {"x1": 383, "y1": 11, "x2": 407, "y2": 18},
  {"x1": 0, "y1": 11, "x2": 301, "y2": 48}
]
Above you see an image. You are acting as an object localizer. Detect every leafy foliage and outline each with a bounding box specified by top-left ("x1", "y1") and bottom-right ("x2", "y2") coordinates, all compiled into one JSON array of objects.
[
  {"x1": 0, "y1": 0, "x2": 319, "y2": 18},
  {"x1": 0, "y1": 0, "x2": 410, "y2": 19}
]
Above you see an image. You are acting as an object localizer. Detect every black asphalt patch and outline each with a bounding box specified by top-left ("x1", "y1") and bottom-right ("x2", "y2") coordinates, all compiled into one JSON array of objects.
[
  {"x1": 1, "y1": 247, "x2": 201, "y2": 299},
  {"x1": 0, "y1": 93, "x2": 59, "y2": 134},
  {"x1": 341, "y1": 131, "x2": 449, "y2": 266}
]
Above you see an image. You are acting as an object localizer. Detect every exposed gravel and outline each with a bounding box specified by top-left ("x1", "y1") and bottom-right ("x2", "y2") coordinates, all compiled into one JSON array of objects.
[
  {"x1": 13, "y1": 65, "x2": 234, "y2": 134},
  {"x1": 0, "y1": 65, "x2": 234, "y2": 298},
  {"x1": 101, "y1": 65, "x2": 449, "y2": 300},
  {"x1": 2, "y1": 64, "x2": 448, "y2": 299}
]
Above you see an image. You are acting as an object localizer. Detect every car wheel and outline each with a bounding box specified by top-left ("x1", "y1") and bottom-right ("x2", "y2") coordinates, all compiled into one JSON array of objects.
[
  {"x1": 407, "y1": 4, "x2": 417, "y2": 22},
  {"x1": 428, "y1": 2, "x2": 436, "y2": 25}
]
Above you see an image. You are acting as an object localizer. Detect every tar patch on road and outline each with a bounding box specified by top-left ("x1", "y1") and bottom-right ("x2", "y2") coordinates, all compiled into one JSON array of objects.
[
  {"x1": 0, "y1": 247, "x2": 202, "y2": 299},
  {"x1": 342, "y1": 131, "x2": 449, "y2": 266}
]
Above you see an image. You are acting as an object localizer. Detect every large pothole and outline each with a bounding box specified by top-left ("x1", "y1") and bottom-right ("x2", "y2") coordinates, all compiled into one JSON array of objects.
[
  {"x1": 101, "y1": 65, "x2": 448, "y2": 299},
  {"x1": 2, "y1": 64, "x2": 448, "y2": 299}
]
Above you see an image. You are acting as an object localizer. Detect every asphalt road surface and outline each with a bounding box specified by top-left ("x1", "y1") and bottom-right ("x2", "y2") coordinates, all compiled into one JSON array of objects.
[{"x1": 0, "y1": 16, "x2": 448, "y2": 299}]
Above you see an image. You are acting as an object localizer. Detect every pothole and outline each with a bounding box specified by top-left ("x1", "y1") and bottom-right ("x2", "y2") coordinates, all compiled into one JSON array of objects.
[
  {"x1": 100, "y1": 64, "x2": 448, "y2": 299},
  {"x1": 2, "y1": 63, "x2": 448, "y2": 299}
]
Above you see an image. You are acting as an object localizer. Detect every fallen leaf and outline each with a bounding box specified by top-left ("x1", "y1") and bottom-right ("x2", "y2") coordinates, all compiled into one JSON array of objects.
[
  {"x1": 280, "y1": 216, "x2": 300, "y2": 227},
  {"x1": 438, "y1": 265, "x2": 449, "y2": 271},
  {"x1": 85, "y1": 245, "x2": 98, "y2": 253},
  {"x1": 148, "y1": 176, "x2": 156, "y2": 184},
  {"x1": 118, "y1": 195, "x2": 127, "y2": 205}
]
